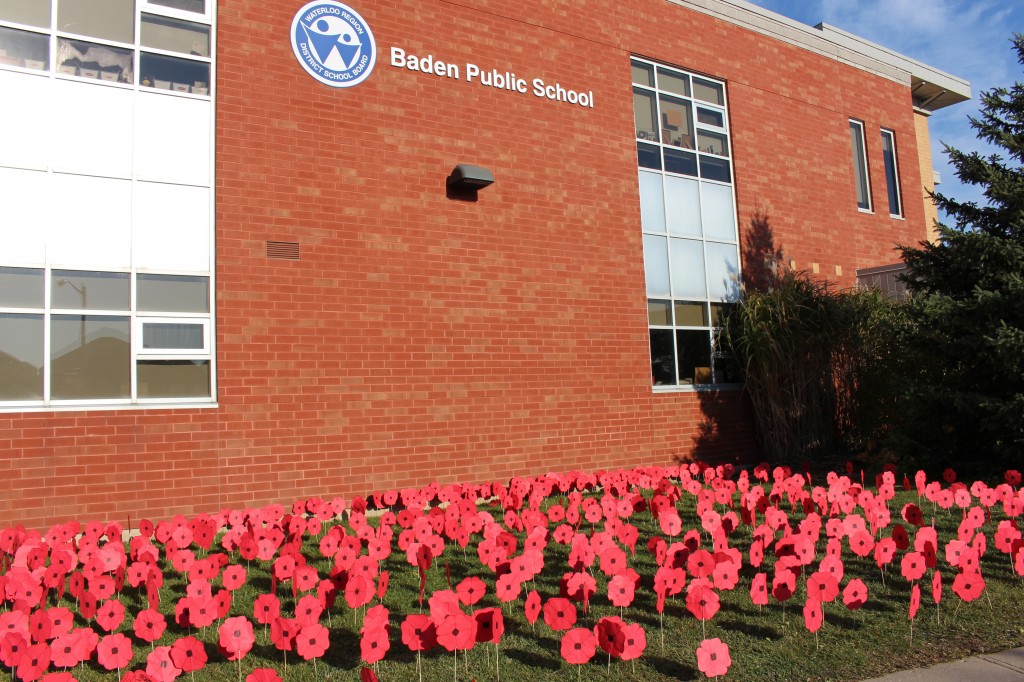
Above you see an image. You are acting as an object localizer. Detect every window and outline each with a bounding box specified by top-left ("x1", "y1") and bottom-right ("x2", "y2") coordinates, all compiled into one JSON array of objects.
[
  {"x1": 0, "y1": 267, "x2": 212, "y2": 406},
  {"x1": 880, "y1": 129, "x2": 903, "y2": 217},
  {"x1": 849, "y1": 119, "x2": 871, "y2": 211},
  {"x1": 633, "y1": 57, "x2": 741, "y2": 388},
  {"x1": 0, "y1": 0, "x2": 212, "y2": 95}
]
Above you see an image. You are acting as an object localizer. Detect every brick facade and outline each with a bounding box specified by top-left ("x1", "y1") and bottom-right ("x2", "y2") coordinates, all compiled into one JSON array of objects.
[{"x1": 1, "y1": 0, "x2": 932, "y2": 529}]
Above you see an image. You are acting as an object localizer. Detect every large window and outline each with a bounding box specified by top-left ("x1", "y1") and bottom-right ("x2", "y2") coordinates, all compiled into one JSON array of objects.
[
  {"x1": 849, "y1": 119, "x2": 871, "y2": 211},
  {"x1": 632, "y1": 58, "x2": 741, "y2": 388},
  {"x1": 880, "y1": 128, "x2": 903, "y2": 218},
  {"x1": 0, "y1": 0, "x2": 212, "y2": 95},
  {"x1": 0, "y1": 268, "x2": 212, "y2": 406}
]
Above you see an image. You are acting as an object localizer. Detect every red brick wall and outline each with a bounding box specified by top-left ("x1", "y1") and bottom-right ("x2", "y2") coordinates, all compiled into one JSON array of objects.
[{"x1": 1, "y1": 0, "x2": 928, "y2": 529}]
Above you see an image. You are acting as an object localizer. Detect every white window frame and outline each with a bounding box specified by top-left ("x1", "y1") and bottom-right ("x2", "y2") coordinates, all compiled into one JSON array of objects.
[
  {"x1": 880, "y1": 128, "x2": 903, "y2": 218},
  {"x1": 849, "y1": 119, "x2": 872, "y2": 212}
]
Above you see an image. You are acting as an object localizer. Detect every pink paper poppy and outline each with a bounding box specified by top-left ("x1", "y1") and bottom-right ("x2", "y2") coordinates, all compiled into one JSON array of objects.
[
  {"x1": 96, "y1": 633, "x2": 133, "y2": 672},
  {"x1": 686, "y1": 584, "x2": 720, "y2": 621},
  {"x1": 525, "y1": 590, "x2": 542, "y2": 625},
  {"x1": 246, "y1": 670, "x2": 282, "y2": 682},
  {"x1": 253, "y1": 594, "x2": 281, "y2": 625},
  {"x1": 146, "y1": 646, "x2": 181, "y2": 682},
  {"x1": 133, "y1": 609, "x2": 167, "y2": 644},
  {"x1": 560, "y1": 628, "x2": 596, "y2": 666},
  {"x1": 294, "y1": 594, "x2": 324, "y2": 627},
  {"x1": 455, "y1": 577, "x2": 486, "y2": 606},
  {"x1": 218, "y1": 616, "x2": 255, "y2": 661},
  {"x1": 842, "y1": 579, "x2": 868, "y2": 611},
  {"x1": 221, "y1": 565, "x2": 246, "y2": 591},
  {"x1": 17, "y1": 643, "x2": 51, "y2": 682},
  {"x1": 750, "y1": 572, "x2": 769, "y2": 607},
  {"x1": 695, "y1": 637, "x2": 731, "y2": 678},
  {"x1": 901, "y1": 552, "x2": 926, "y2": 582},
  {"x1": 428, "y1": 590, "x2": 462, "y2": 625},
  {"x1": 169, "y1": 636, "x2": 207, "y2": 674},
  {"x1": 401, "y1": 614, "x2": 437, "y2": 652},
  {"x1": 803, "y1": 598, "x2": 823, "y2": 633},
  {"x1": 270, "y1": 617, "x2": 299, "y2": 652},
  {"x1": 608, "y1": 573, "x2": 636, "y2": 608},
  {"x1": 0, "y1": 631, "x2": 28, "y2": 669},
  {"x1": 909, "y1": 583, "x2": 921, "y2": 620},
  {"x1": 615, "y1": 622, "x2": 646, "y2": 661},
  {"x1": 436, "y1": 612, "x2": 476, "y2": 652},
  {"x1": 543, "y1": 598, "x2": 578, "y2": 631},
  {"x1": 952, "y1": 570, "x2": 985, "y2": 602},
  {"x1": 806, "y1": 571, "x2": 840, "y2": 603},
  {"x1": 49, "y1": 634, "x2": 83, "y2": 668},
  {"x1": 932, "y1": 570, "x2": 942, "y2": 604},
  {"x1": 298, "y1": 623, "x2": 331, "y2": 661}
]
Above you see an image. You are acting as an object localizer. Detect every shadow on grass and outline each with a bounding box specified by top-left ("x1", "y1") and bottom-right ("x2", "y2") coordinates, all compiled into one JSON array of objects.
[
  {"x1": 717, "y1": 617, "x2": 781, "y2": 639},
  {"x1": 503, "y1": 646, "x2": 561, "y2": 670},
  {"x1": 643, "y1": 654, "x2": 698, "y2": 680}
]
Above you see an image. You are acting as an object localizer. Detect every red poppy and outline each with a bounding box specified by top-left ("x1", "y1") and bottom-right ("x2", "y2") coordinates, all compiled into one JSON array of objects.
[
  {"x1": 495, "y1": 573, "x2": 522, "y2": 603},
  {"x1": 133, "y1": 609, "x2": 167, "y2": 644},
  {"x1": 712, "y1": 559, "x2": 739, "y2": 591},
  {"x1": 146, "y1": 645, "x2": 181, "y2": 682},
  {"x1": 401, "y1": 614, "x2": 437, "y2": 652},
  {"x1": 170, "y1": 636, "x2": 207, "y2": 674},
  {"x1": 28, "y1": 611, "x2": 51, "y2": 644},
  {"x1": 0, "y1": 632, "x2": 28, "y2": 669},
  {"x1": 294, "y1": 594, "x2": 324, "y2": 627},
  {"x1": 221, "y1": 565, "x2": 246, "y2": 591},
  {"x1": 901, "y1": 552, "x2": 926, "y2": 581},
  {"x1": 687, "y1": 550, "x2": 715, "y2": 579},
  {"x1": 750, "y1": 572, "x2": 768, "y2": 607},
  {"x1": 473, "y1": 608, "x2": 504, "y2": 645},
  {"x1": 952, "y1": 570, "x2": 985, "y2": 602},
  {"x1": 608, "y1": 574, "x2": 636, "y2": 608},
  {"x1": 593, "y1": 616, "x2": 624, "y2": 657},
  {"x1": 49, "y1": 633, "x2": 83, "y2": 668},
  {"x1": 659, "y1": 511, "x2": 682, "y2": 537},
  {"x1": 428, "y1": 590, "x2": 462, "y2": 625},
  {"x1": 218, "y1": 616, "x2": 255, "y2": 661},
  {"x1": 803, "y1": 598, "x2": 823, "y2": 633},
  {"x1": 298, "y1": 623, "x2": 331, "y2": 661},
  {"x1": 695, "y1": 637, "x2": 731, "y2": 678},
  {"x1": 909, "y1": 583, "x2": 921, "y2": 620},
  {"x1": 560, "y1": 628, "x2": 596, "y2": 666},
  {"x1": 436, "y1": 612, "x2": 476, "y2": 652},
  {"x1": 525, "y1": 590, "x2": 542, "y2": 625},
  {"x1": 874, "y1": 538, "x2": 897, "y2": 567},
  {"x1": 842, "y1": 578, "x2": 868, "y2": 610},
  {"x1": 455, "y1": 577, "x2": 486, "y2": 606},
  {"x1": 246, "y1": 670, "x2": 282, "y2": 682},
  {"x1": 542, "y1": 598, "x2": 578, "y2": 631},
  {"x1": 686, "y1": 584, "x2": 720, "y2": 621},
  {"x1": 188, "y1": 597, "x2": 218, "y2": 629},
  {"x1": 252, "y1": 594, "x2": 281, "y2": 626},
  {"x1": 932, "y1": 570, "x2": 942, "y2": 604},
  {"x1": 614, "y1": 622, "x2": 646, "y2": 661},
  {"x1": 17, "y1": 643, "x2": 50, "y2": 682},
  {"x1": 45, "y1": 609, "x2": 73, "y2": 639},
  {"x1": 271, "y1": 617, "x2": 299, "y2": 652},
  {"x1": 96, "y1": 633, "x2": 133, "y2": 671},
  {"x1": 40, "y1": 674, "x2": 76, "y2": 682},
  {"x1": 806, "y1": 571, "x2": 840, "y2": 603}
]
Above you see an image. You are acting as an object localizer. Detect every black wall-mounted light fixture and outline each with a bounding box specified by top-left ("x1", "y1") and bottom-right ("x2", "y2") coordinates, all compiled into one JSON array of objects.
[{"x1": 446, "y1": 164, "x2": 494, "y2": 201}]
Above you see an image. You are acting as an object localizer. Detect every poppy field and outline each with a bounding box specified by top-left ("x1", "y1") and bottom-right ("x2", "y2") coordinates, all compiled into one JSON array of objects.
[{"x1": 1, "y1": 463, "x2": 1023, "y2": 681}]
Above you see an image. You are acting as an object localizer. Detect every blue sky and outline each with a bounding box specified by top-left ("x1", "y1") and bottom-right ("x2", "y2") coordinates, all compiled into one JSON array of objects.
[{"x1": 747, "y1": 0, "x2": 1024, "y2": 224}]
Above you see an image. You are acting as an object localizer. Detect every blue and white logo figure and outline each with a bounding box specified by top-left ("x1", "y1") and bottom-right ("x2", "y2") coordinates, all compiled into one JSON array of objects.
[{"x1": 290, "y1": 1, "x2": 375, "y2": 88}]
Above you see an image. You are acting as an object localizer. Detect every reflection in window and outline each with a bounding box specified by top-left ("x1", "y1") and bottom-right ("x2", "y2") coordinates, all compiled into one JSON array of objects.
[
  {"x1": 137, "y1": 360, "x2": 210, "y2": 398},
  {"x1": 51, "y1": 270, "x2": 130, "y2": 310},
  {"x1": 149, "y1": 0, "x2": 206, "y2": 14},
  {"x1": 0, "y1": 267, "x2": 44, "y2": 308},
  {"x1": 659, "y1": 94, "x2": 694, "y2": 149},
  {"x1": 58, "y1": 0, "x2": 134, "y2": 43},
  {"x1": 50, "y1": 315, "x2": 130, "y2": 399},
  {"x1": 677, "y1": 329, "x2": 712, "y2": 384},
  {"x1": 142, "y1": 322, "x2": 204, "y2": 350},
  {"x1": 141, "y1": 13, "x2": 210, "y2": 57},
  {"x1": 633, "y1": 88, "x2": 658, "y2": 142},
  {"x1": 0, "y1": 26, "x2": 49, "y2": 70},
  {"x1": 0, "y1": 0, "x2": 51, "y2": 28},
  {"x1": 650, "y1": 329, "x2": 676, "y2": 386},
  {"x1": 140, "y1": 51, "x2": 209, "y2": 93},
  {"x1": 0, "y1": 314, "x2": 44, "y2": 400},
  {"x1": 693, "y1": 77, "x2": 724, "y2": 105},
  {"x1": 850, "y1": 119, "x2": 871, "y2": 211},
  {"x1": 57, "y1": 38, "x2": 133, "y2": 82},
  {"x1": 138, "y1": 274, "x2": 209, "y2": 312},
  {"x1": 881, "y1": 128, "x2": 903, "y2": 217}
]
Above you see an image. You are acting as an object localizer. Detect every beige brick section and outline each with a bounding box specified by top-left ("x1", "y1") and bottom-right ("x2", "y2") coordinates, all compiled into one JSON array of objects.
[{"x1": 915, "y1": 111, "x2": 940, "y2": 242}]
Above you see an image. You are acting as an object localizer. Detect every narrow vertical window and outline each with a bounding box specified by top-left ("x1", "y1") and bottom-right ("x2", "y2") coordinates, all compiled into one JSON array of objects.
[
  {"x1": 880, "y1": 128, "x2": 903, "y2": 217},
  {"x1": 849, "y1": 120, "x2": 871, "y2": 211}
]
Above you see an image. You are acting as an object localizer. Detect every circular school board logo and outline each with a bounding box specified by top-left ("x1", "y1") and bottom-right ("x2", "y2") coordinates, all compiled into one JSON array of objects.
[{"x1": 290, "y1": 1, "x2": 375, "y2": 88}]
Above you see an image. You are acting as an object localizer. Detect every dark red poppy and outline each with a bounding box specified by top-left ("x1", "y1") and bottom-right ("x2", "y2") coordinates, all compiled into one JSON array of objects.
[
  {"x1": 436, "y1": 612, "x2": 476, "y2": 652},
  {"x1": 696, "y1": 637, "x2": 731, "y2": 678},
  {"x1": 96, "y1": 633, "x2": 133, "y2": 671},
  {"x1": 594, "y1": 616, "x2": 624, "y2": 657},
  {"x1": 28, "y1": 610, "x2": 50, "y2": 644},
  {"x1": 167, "y1": 635, "x2": 206, "y2": 674},
  {"x1": 401, "y1": 614, "x2": 437, "y2": 652},
  {"x1": 560, "y1": 628, "x2": 596, "y2": 665},
  {"x1": 298, "y1": 623, "x2": 331, "y2": 661}
]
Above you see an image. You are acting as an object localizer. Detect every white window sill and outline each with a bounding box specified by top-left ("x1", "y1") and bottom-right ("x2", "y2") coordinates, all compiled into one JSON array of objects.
[{"x1": 0, "y1": 401, "x2": 219, "y2": 414}]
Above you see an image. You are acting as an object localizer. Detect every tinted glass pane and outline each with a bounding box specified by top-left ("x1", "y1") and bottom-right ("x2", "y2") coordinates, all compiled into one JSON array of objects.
[
  {"x1": 677, "y1": 330, "x2": 711, "y2": 384},
  {"x1": 850, "y1": 121, "x2": 870, "y2": 210},
  {"x1": 659, "y1": 94, "x2": 694, "y2": 149},
  {"x1": 693, "y1": 77, "x2": 724, "y2": 105},
  {"x1": 0, "y1": 267, "x2": 44, "y2": 308},
  {"x1": 637, "y1": 142, "x2": 661, "y2": 170},
  {"x1": 650, "y1": 329, "x2": 676, "y2": 386},
  {"x1": 58, "y1": 0, "x2": 134, "y2": 43},
  {"x1": 0, "y1": 314, "x2": 43, "y2": 400},
  {"x1": 701, "y1": 182, "x2": 736, "y2": 241},
  {"x1": 882, "y1": 130, "x2": 902, "y2": 216},
  {"x1": 697, "y1": 107, "x2": 724, "y2": 127},
  {"x1": 706, "y1": 242, "x2": 741, "y2": 301},
  {"x1": 138, "y1": 360, "x2": 210, "y2": 398},
  {"x1": 52, "y1": 271, "x2": 129, "y2": 310},
  {"x1": 630, "y1": 60, "x2": 653, "y2": 87},
  {"x1": 664, "y1": 175, "x2": 701, "y2": 237},
  {"x1": 674, "y1": 301, "x2": 708, "y2": 327},
  {"x1": 697, "y1": 130, "x2": 729, "y2": 157},
  {"x1": 647, "y1": 299, "x2": 672, "y2": 326},
  {"x1": 669, "y1": 238, "x2": 706, "y2": 299},
  {"x1": 150, "y1": 0, "x2": 206, "y2": 14},
  {"x1": 633, "y1": 88, "x2": 658, "y2": 142},
  {"x1": 642, "y1": 235, "x2": 670, "y2": 297},
  {"x1": 657, "y1": 67, "x2": 689, "y2": 97},
  {"x1": 138, "y1": 274, "x2": 209, "y2": 312},
  {"x1": 140, "y1": 52, "x2": 210, "y2": 92},
  {"x1": 710, "y1": 302, "x2": 736, "y2": 326},
  {"x1": 143, "y1": 322, "x2": 204, "y2": 349},
  {"x1": 0, "y1": 0, "x2": 50, "y2": 28},
  {"x1": 57, "y1": 38, "x2": 133, "y2": 82},
  {"x1": 141, "y1": 14, "x2": 211, "y2": 57},
  {"x1": 638, "y1": 171, "x2": 665, "y2": 234},
  {"x1": 663, "y1": 148, "x2": 697, "y2": 176},
  {"x1": 699, "y1": 156, "x2": 731, "y2": 183},
  {"x1": 0, "y1": 26, "x2": 49, "y2": 70},
  {"x1": 51, "y1": 315, "x2": 130, "y2": 399}
]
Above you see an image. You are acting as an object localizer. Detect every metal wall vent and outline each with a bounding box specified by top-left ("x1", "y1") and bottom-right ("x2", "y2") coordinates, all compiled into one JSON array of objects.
[{"x1": 266, "y1": 241, "x2": 300, "y2": 260}]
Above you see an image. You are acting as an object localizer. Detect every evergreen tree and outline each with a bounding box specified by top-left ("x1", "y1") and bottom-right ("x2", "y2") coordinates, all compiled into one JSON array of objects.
[{"x1": 895, "y1": 34, "x2": 1024, "y2": 472}]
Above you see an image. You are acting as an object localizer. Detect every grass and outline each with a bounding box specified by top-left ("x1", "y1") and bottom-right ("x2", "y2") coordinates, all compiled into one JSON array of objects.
[{"x1": 3, "y1": 481, "x2": 1024, "y2": 681}]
